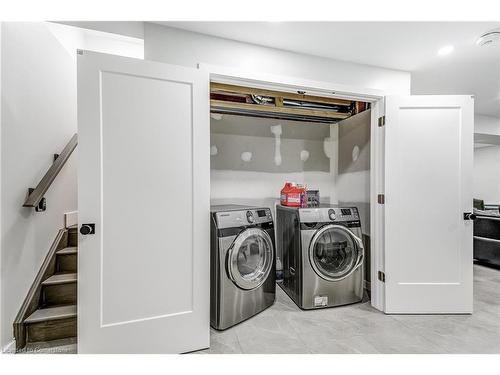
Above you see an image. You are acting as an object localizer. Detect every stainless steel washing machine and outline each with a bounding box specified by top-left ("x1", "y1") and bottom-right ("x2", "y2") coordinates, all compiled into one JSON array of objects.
[
  {"x1": 277, "y1": 204, "x2": 364, "y2": 309},
  {"x1": 210, "y1": 205, "x2": 276, "y2": 330}
]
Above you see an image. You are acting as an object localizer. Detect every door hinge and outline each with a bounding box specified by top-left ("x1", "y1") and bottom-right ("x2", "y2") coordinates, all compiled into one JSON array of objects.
[
  {"x1": 378, "y1": 116, "x2": 385, "y2": 127},
  {"x1": 378, "y1": 271, "x2": 386, "y2": 283},
  {"x1": 377, "y1": 194, "x2": 385, "y2": 204}
]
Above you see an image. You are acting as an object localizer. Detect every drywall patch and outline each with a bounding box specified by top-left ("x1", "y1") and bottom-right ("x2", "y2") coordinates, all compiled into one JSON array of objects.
[
  {"x1": 300, "y1": 150, "x2": 310, "y2": 162},
  {"x1": 323, "y1": 136, "x2": 334, "y2": 159},
  {"x1": 210, "y1": 145, "x2": 218, "y2": 156},
  {"x1": 270, "y1": 124, "x2": 282, "y2": 166},
  {"x1": 352, "y1": 145, "x2": 360, "y2": 162},
  {"x1": 241, "y1": 151, "x2": 252, "y2": 162}
]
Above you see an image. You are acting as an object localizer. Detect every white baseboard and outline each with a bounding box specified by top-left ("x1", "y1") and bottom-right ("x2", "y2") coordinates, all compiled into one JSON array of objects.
[
  {"x1": 64, "y1": 211, "x2": 78, "y2": 228},
  {"x1": 2, "y1": 339, "x2": 16, "y2": 354}
]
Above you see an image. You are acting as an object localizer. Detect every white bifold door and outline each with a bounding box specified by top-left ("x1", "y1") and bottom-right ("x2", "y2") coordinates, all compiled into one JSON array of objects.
[
  {"x1": 77, "y1": 51, "x2": 210, "y2": 353},
  {"x1": 383, "y1": 95, "x2": 474, "y2": 313}
]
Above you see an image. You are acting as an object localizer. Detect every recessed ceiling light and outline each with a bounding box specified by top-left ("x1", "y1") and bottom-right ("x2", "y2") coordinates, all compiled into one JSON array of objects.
[{"x1": 438, "y1": 45, "x2": 454, "y2": 56}]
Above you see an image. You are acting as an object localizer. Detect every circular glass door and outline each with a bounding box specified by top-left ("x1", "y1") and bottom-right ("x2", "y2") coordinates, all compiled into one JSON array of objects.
[
  {"x1": 309, "y1": 224, "x2": 362, "y2": 281},
  {"x1": 227, "y1": 228, "x2": 274, "y2": 290}
]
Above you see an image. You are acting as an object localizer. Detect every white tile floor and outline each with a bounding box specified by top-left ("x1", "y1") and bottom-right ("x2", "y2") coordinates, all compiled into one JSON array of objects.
[
  {"x1": 21, "y1": 264, "x2": 499, "y2": 354},
  {"x1": 197, "y1": 264, "x2": 500, "y2": 354}
]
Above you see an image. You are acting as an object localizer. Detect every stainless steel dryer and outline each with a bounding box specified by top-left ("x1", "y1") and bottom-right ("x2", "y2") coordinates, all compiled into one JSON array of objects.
[
  {"x1": 277, "y1": 205, "x2": 364, "y2": 309},
  {"x1": 210, "y1": 205, "x2": 276, "y2": 330}
]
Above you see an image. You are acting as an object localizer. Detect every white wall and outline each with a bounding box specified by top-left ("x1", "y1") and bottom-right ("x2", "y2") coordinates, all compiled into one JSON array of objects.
[
  {"x1": 0, "y1": 21, "x2": 3, "y2": 351},
  {"x1": 475, "y1": 114, "x2": 500, "y2": 136},
  {"x1": 1, "y1": 22, "x2": 78, "y2": 349},
  {"x1": 144, "y1": 23, "x2": 411, "y2": 95},
  {"x1": 473, "y1": 116, "x2": 499, "y2": 205},
  {"x1": 473, "y1": 146, "x2": 500, "y2": 204},
  {"x1": 0, "y1": 22, "x2": 144, "y2": 349},
  {"x1": 57, "y1": 21, "x2": 144, "y2": 40}
]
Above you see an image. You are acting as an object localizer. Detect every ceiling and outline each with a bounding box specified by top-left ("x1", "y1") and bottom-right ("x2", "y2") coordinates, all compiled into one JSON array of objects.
[{"x1": 156, "y1": 22, "x2": 500, "y2": 117}]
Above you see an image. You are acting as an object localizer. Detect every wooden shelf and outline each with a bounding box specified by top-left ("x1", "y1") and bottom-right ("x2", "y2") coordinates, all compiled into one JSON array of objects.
[
  {"x1": 211, "y1": 82, "x2": 352, "y2": 107},
  {"x1": 211, "y1": 100, "x2": 350, "y2": 121},
  {"x1": 210, "y1": 82, "x2": 354, "y2": 122}
]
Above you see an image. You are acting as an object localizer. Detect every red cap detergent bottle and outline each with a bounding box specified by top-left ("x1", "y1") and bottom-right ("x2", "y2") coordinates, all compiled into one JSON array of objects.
[{"x1": 280, "y1": 182, "x2": 307, "y2": 207}]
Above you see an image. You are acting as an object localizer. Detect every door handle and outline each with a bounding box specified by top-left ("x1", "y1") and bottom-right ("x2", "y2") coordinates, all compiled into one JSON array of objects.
[
  {"x1": 80, "y1": 223, "x2": 95, "y2": 235},
  {"x1": 463, "y1": 212, "x2": 477, "y2": 221}
]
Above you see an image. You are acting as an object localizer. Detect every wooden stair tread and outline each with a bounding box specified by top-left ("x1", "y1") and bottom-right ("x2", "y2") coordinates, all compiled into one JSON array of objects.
[
  {"x1": 25, "y1": 305, "x2": 76, "y2": 324},
  {"x1": 42, "y1": 273, "x2": 77, "y2": 285},
  {"x1": 57, "y1": 247, "x2": 77, "y2": 255},
  {"x1": 23, "y1": 337, "x2": 77, "y2": 353}
]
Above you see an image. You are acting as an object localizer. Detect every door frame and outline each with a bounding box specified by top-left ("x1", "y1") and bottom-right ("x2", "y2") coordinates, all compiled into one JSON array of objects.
[{"x1": 198, "y1": 63, "x2": 387, "y2": 312}]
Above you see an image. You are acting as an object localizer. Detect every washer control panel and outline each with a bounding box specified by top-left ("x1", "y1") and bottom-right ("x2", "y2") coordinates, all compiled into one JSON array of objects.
[{"x1": 215, "y1": 207, "x2": 273, "y2": 229}]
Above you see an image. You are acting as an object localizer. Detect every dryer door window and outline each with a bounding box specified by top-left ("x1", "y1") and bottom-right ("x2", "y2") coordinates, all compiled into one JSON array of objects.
[
  {"x1": 309, "y1": 224, "x2": 363, "y2": 281},
  {"x1": 228, "y1": 228, "x2": 274, "y2": 290}
]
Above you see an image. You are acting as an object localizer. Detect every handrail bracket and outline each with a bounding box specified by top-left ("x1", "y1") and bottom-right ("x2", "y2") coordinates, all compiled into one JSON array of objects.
[{"x1": 26, "y1": 188, "x2": 47, "y2": 212}]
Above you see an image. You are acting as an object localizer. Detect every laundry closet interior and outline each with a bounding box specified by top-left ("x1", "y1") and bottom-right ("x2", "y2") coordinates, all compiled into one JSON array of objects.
[{"x1": 208, "y1": 81, "x2": 374, "y2": 291}]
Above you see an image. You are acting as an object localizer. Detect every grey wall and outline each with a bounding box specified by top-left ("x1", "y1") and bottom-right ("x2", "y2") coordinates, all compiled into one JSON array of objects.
[
  {"x1": 338, "y1": 110, "x2": 371, "y2": 174},
  {"x1": 336, "y1": 110, "x2": 371, "y2": 235},
  {"x1": 336, "y1": 110, "x2": 371, "y2": 284},
  {"x1": 210, "y1": 114, "x2": 337, "y2": 219},
  {"x1": 211, "y1": 115, "x2": 331, "y2": 173},
  {"x1": 209, "y1": 110, "x2": 372, "y2": 236}
]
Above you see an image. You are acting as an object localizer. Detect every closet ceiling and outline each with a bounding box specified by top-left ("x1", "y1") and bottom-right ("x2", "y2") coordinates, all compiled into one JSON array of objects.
[{"x1": 155, "y1": 22, "x2": 500, "y2": 117}]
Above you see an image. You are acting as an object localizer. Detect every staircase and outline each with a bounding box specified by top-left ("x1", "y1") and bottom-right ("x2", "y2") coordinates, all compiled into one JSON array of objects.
[{"x1": 14, "y1": 226, "x2": 78, "y2": 351}]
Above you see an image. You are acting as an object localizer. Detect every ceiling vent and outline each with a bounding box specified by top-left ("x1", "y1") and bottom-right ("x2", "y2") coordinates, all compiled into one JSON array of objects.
[{"x1": 476, "y1": 28, "x2": 500, "y2": 46}]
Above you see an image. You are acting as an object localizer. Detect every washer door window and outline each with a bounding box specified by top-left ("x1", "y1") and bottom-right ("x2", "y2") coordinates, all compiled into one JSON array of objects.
[
  {"x1": 309, "y1": 224, "x2": 363, "y2": 281},
  {"x1": 228, "y1": 228, "x2": 274, "y2": 290}
]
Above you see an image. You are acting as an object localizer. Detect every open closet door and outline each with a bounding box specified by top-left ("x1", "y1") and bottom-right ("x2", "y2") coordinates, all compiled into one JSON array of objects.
[
  {"x1": 77, "y1": 51, "x2": 209, "y2": 353},
  {"x1": 384, "y1": 95, "x2": 473, "y2": 313}
]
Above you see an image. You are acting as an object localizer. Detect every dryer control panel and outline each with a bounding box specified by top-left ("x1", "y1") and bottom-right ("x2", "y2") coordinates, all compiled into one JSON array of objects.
[
  {"x1": 299, "y1": 207, "x2": 360, "y2": 224},
  {"x1": 215, "y1": 208, "x2": 273, "y2": 229}
]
